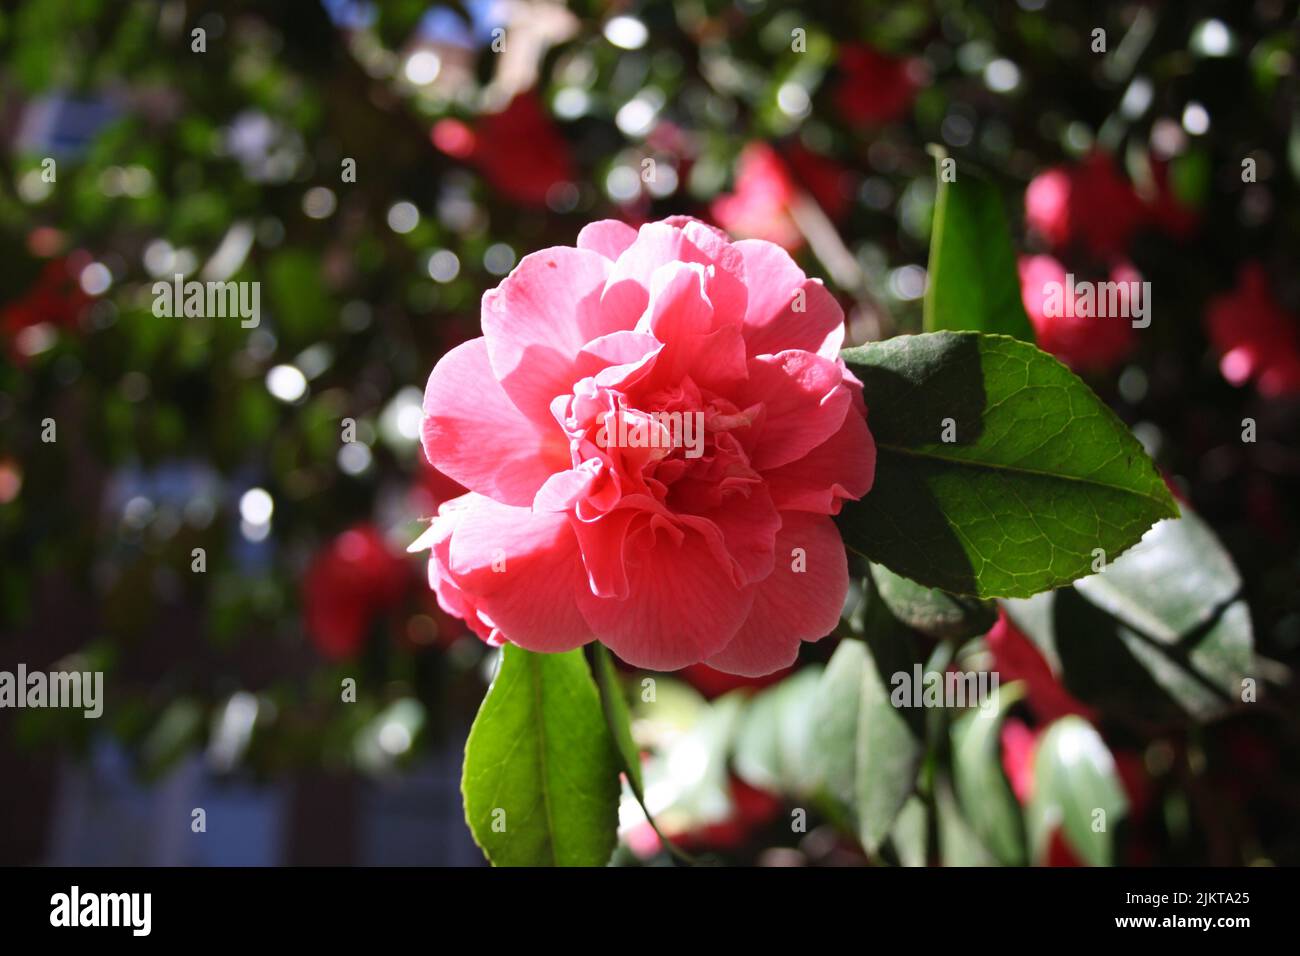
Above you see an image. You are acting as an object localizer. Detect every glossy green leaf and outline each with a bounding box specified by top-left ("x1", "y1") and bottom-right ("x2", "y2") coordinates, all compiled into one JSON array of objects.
[
  {"x1": 810, "y1": 602, "x2": 925, "y2": 852},
  {"x1": 936, "y1": 774, "x2": 998, "y2": 866},
  {"x1": 839, "y1": 332, "x2": 1177, "y2": 598},
  {"x1": 592, "y1": 645, "x2": 643, "y2": 797},
  {"x1": 924, "y1": 148, "x2": 1035, "y2": 342},
  {"x1": 733, "y1": 666, "x2": 823, "y2": 797},
  {"x1": 888, "y1": 796, "x2": 929, "y2": 867},
  {"x1": 871, "y1": 562, "x2": 998, "y2": 640},
  {"x1": 1004, "y1": 505, "x2": 1253, "y2": 723},
  {"x1": 462, "y1": 645, "x2": 621, "y2": 867},
  {"x1": 951, "y1": 680, "x2": 1027, "y2": 866},
  {"x1": 1028, "y1": 716, "x2": 1128, "y2": 866}
]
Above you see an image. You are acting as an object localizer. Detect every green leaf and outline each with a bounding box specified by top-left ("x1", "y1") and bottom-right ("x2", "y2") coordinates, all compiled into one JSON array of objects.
[
  {"x1": 839, "y1": 332, "x2": 1177, "y2": 598},
  {"x1": 1004, "y1": 505, "x2": 1253, "y2": 723},
  {"x1": 810, "y1": 601, "x2": 925, "y2": 852},
  {"x1": 855, "y1": 621, "x2": 927, "y2": 852},
  {"x1": 923, "y1": 147, "x2": 1035, "y2": 342},
  {"x1": 809, "y1": 640, "x2": 869, "y2": 821},
  {"x1": 871, "y1": 562, "x2": 998, "y2": 640},
  {"x1": 1028, "y1": 716, "x2": 1128, "y2": 866},
  {"x1": 592, "y1": 645, "x2": 643, "y2": 797},
  {"x1": 935, "y1": 774, "x2": 998, "y2": 866},
  {"x1": 265, "y1": 249, "x2": 332, "y2": 348},
  {"x1": 733, "y1": 666, "x2": 824, "y2": 797},
  {"x1": 732, "y1": 687, "x2": 783, "y2": 794},
  {"x1": 888, "y1": 796, "x2": 930, "y2": 867},
  {"x1": 951, "y1": 680, "x2": 1027, "y2": 865},
  {"x1": 462, "y1": 645, "x2": 622, "y2": 867}
]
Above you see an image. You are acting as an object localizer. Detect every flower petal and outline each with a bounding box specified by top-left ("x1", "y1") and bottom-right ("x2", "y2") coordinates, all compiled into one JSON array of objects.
[
  {"x1": 447, "y1": 495, "x2": 594, "y2": 652},
  {"x1": 576, "y1": 524, "x2": 754, "y2": 670},
  {"x1": 421, "y1": 338, "x2": 567, "y2": 506},
  {"x1": 706, "y1": 512, "x2": 847, "y2": 676},
  {"x1": 609, "y1": 220, "x2": 748, "y2": 325},
  {"x1": 577, "y1": 219, "x2": 638, "y2": 260},
  {"x1": 734, "y1": 239, "x2": 845, "y2": 358},
  {"x1": 481, "y1": 246, "x2": 626, "y2": 425},
  {"x1": 763, "y1": 403, "x2": 876, "y2": 514},
  {"x1": 742, "y1": 350, "x2": 852, "y2": 471},
  {"x1": 635, "y1": 262, "x2": 748, "y2": 393}
]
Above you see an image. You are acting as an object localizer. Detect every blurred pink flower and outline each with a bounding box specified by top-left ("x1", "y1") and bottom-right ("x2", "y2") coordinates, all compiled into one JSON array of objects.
[
  {"x1": 679, "y1": 661, "x2": 794, "y2": 699},
  {"x1": 833, "y1": 44, "x2": 921, "y2": 126},
  {"x1": 985, "y1": 609, "x2": 1095, "y2": 724},
  {"x1": 627, "y1": 775, "x2": 783, "y2": 858},
  {"x1": 2, "y1": 257, "x2": 92, "y2": 364},
  {"x1": 1024, "y1": 152, "x2": 1146, "y2": 261},
  {"x1": 1146, "y1": 158, "x2": 1200, "y2": 239},
  {"x1": 710, "y1": 143, "x2": 805, "y2": 251},
  {"x1": 1018, "y1": 253, "x2": 1138, "y2": 372},
  {"x1": 1205, "y1": 263, "x2": 1300, "y2": 397},
  {"x1": 431, "y1": 91, "x2": 573, "y2": 208},
  {"x1": 303, "y1": 524, "x2": 415, "y2": 659},
  {"x1": 711, "y1": 142, "x2": 853, "y2": 253},
  {"x1": 411, "y1": 217, "x2": 874, "y2": 674},
  {"x1": 999, "y1": 718, "x2": 1037, "y2": 804}
]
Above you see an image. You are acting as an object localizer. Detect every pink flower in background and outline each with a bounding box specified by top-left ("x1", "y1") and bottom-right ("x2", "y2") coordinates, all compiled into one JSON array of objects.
[
  {"x1": 833, "y1": 44, "x2": 921, "y2": 126},
  {"x1": 985, "y1": 610, "x2": 1095, "y2": 724},
  {"x1": 1023, "y1": 167, "x2": 1073, "y2": 248},
  {"x1": 679, "y1": 661, "x2": 793, "y2": 699},
  {"x1": 431, "y1": 91, "x2": 573, "y2": 208},
  {"x1": 2, "y1": 257, "x2": 92, "y2": 364},
  {"x1": 1019, "y1": 254, "x2": 1138, "y2": 372},
  {"x1": 999, "y1": 718, "x2": 1037, "y2": 803},
  {"x1": 1205, "y1": 263, "x2": 1300, "y2": 397},
  {"x1": 710, "y1": 143, "x2": 805, "y2": 251},
  {"x1": 999, "y1": 711, "x2": 1153, "y2": 866},
  {"x1": 711, "y1": 143, "x2": 853, "y2": 253},
  {"x1": 412, "y1": 217, "x2": 874, "y2": 674},
  {"x1": 303, "y1": 524, "x2": 415, "y2": 659},
  {"x1": 785, "y1": 142, "x2": 854, "y2": 223},
  {"x1": 1146, "y1": 158, "x2": 1200, "y2": 239},
  {"x1": 1024, "y1": 152, "x2": 1145, "y2": 261},
  {"x1": 624, "y1": 775, "x2": 783, "y2": 858}
]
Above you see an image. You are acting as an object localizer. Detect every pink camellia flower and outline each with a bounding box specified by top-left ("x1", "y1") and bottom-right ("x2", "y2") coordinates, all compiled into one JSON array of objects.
[
  {"x1": 303, "y1": 524, "x2": 416, "y2": 659},
  {"x1": 410, "y1": 217, "x2": 875, "y2": 674},
  {"x1": 1146, "y1": 158, "x2": 1200, "y2": 239},
  {"x1": 985, "y1": 609, "x2": 1095, "y2": 724},
  {"x1": 1018, "y1": 253, "x2": 1138, "y2": 372},
  {"x1": 833, "y1": 43, "x2": 921, "y2": 126},
  {"x1": 710, "y1": 143, "x2": 806, "y2": 252},
  {"x1": 2, "y1": 257, "x2": 93, "y2": 364},
  {"x1": 1204, "y1": 263, "x2": 1300, "y2": 398},
  {"x1": 679, "y1": 661, "x2": 793, "y2": 699},
  {"x1": 1024, "y1": 151, "x2": 1146, "y2": 261},
  {"x1": 711, "y1": 143, "x2": 853, "y2": 253},
  {"x1": 431, "y1": 91, "x2": 573, "y2": 208}
]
